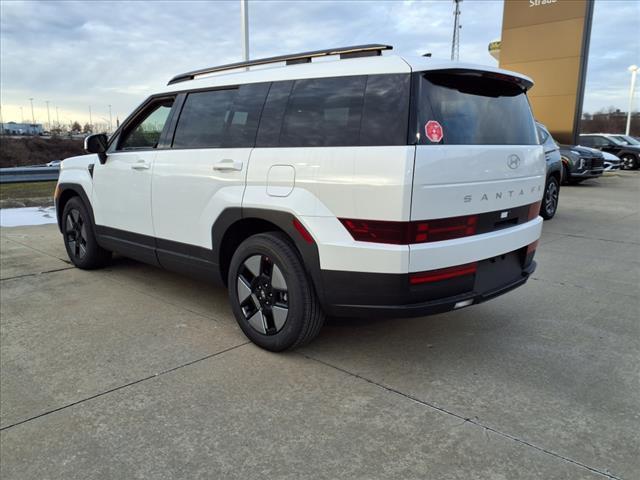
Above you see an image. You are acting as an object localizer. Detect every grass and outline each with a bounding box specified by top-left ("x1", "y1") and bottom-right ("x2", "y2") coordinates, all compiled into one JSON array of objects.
[{"x1": 0, "y1": 181, "x2": 57, "y2": 200}]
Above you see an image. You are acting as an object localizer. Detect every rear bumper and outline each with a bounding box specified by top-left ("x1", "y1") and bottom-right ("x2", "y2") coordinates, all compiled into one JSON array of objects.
[{"x1": 320, "y1": 248, "x2": 536, "y2": 318}]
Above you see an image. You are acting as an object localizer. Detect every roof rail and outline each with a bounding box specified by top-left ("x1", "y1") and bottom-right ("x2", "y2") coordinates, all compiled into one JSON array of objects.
[{"x1": 167, "y1": 44, "x2": 393, "y2": 85}]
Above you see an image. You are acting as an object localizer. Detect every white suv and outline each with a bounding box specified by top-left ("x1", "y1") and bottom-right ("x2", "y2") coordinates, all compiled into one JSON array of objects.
[{"x1": 55, "y1": 45, "x2": 545, "y2": 351}]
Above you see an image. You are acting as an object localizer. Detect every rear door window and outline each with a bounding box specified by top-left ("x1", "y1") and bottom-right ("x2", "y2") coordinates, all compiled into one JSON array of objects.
[
  {"x1": 279, "y1": 76, "x2": 366, "y2": 147},
  {"x1": 415, "y1": 71, "x2": 537, "y2": 145},
  {"x1": 172, "y1": 83, "x2": 268, "y2": 149}
]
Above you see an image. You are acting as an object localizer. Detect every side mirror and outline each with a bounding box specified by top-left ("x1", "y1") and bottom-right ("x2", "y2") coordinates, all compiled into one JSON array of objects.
[{"x1": 84, "y1": 133, "x2": 108, "y2": 164}]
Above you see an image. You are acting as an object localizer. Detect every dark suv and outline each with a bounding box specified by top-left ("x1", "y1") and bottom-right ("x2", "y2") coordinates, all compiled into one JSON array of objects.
[
  {"x1": 559, "y1": 144, "x2": 604, "y2": 184},
  {"x1": 579, "y1": 134, "x2": 640, "y2": 170},
  {"x1": 536, "y1": 123, "x2": 562, "y2": 219}
]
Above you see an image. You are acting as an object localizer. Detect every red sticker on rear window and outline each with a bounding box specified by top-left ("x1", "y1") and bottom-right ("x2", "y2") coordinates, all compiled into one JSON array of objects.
[{"x1": 425, "y1": 120, "x2": 443, "y2": 143}]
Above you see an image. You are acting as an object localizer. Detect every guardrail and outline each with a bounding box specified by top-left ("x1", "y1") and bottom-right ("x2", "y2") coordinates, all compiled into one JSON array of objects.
[{"x1": 0, "y1": 166, "x2": 60, "y2": 184}]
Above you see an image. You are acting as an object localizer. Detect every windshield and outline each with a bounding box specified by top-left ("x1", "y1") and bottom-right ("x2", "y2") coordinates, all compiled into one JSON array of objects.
[
  {"x1": 607, "y1": 136, "x2": 625, "y2": 145},
  {"x1": 414, "y1": 71, "x2": 537, "y2": 145},
  {"x1": 614, "y1": 135, "x2": 640, "y2": 145}
]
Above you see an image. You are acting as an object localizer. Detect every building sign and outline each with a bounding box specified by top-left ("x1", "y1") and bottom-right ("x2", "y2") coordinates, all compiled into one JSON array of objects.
[{"x1": 499, "y1": 0, "x2": 594, "y2": 144}]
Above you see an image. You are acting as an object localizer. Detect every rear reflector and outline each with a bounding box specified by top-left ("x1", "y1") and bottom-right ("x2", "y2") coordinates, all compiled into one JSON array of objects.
[
  {"x1": 409, "y1": 262, "x2": 477, "y2": 285},
  {"x1": 292, "y1": 218, "x2": 314, "y2": 244},
  {"x1": 526, "y1": 240, "x2": 538, "y2": 255},
  {"x1": 339, "y1": 215, "x2": 478, "y2": 245}
]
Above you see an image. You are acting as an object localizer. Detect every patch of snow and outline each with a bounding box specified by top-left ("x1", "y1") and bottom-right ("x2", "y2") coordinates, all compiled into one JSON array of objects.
[{"x1": 0, "y1": 206, "x2": 58, "y2": 227}]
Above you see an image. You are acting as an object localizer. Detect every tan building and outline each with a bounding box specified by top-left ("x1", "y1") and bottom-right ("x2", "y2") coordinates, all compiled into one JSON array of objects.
[{"x1": 499, "y1": 0, "x2": 594, "y2": 144}]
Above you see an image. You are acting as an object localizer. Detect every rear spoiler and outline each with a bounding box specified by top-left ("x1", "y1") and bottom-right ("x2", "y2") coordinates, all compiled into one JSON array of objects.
[{"x1": 431, "y1": 68, "x2": 534, "y2": 92}]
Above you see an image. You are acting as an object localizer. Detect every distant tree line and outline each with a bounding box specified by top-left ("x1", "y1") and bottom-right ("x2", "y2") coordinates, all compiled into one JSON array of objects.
[
  {"x1": 581, "y1": 107, "x2": 639, "y2": 136},
  {"x1": 0, "y1": 136, "x2": 85, "y2": 168}
]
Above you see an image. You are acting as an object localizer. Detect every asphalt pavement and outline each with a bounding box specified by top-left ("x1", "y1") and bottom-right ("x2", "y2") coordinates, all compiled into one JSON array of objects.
[{"x1": 1, "y1": 171, "x2": 638, "y2": 479}]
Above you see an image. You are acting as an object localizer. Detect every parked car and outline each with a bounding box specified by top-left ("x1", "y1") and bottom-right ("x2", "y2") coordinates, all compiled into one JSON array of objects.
[
  {"x1": 559, "y1": 145, "x2": 604, "y2": 184},
  {"x1": 54, "y1": 44, "x2": 545, "y2": 351},
  {"x1": 579, "y1": 133, "x2": 640, "y2": 170},
  {"x1": 535, "y1": 122, "x2": 562, "y2": 219},
  {"x1": 601, "y1": 151, "x2": 621, "y2": 171}
]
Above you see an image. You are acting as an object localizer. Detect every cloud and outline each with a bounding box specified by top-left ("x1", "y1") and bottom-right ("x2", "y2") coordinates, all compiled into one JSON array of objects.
[{"x1": 1, "y1": 0, "x2": 637, "y2": 127}]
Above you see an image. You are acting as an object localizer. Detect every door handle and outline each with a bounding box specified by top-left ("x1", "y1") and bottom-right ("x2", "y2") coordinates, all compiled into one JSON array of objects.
[
  {"x1": 131, "y1": 160, "x2": 150, "y2": 170},
  {"x1": 213, "y1": 159, "x2": 243, "y2": 171}
]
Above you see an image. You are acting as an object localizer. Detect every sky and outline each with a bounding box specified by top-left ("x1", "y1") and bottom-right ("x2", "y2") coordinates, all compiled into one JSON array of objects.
[{"x1": 0, "y1": 0, "x2": 638, "y2": 129}]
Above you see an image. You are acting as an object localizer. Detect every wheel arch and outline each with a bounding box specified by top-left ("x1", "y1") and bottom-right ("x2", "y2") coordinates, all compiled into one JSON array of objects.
[
  {"x1": 56, "y1": 183, "x2": 95, "y2": 233},
  {"x1": 212, "y1": 208, "x2": 325, "y2": 304}
]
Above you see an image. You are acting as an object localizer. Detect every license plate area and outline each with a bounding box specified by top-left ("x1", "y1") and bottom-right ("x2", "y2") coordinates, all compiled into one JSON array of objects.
[{"x1": 475, "y1": 251, "x2": 523, "y2": 293}]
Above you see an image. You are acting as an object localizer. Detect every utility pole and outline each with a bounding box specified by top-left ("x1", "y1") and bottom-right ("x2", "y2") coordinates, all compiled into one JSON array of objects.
[
  {"x1": 240, "y1": 0, "x2": 249, "y2": 63},
  {"x1": 89, "y1": 105, "x2": 93, "y2": 130},
  {"x1": 29, "y1": 97, "x2": 35, "y2": 125},
  {"x1": 108, "y1": 104, "x2": 113, "y2": 133},
  {"x1": 56, "y1": 106, "x2": 60, "y2": 128},
  {"x1": 451, "y1": 0, "x2": 462, "y2": 61},
  {"x1": 626, "y1": 65, "x2": 638, "y2": 136},
  {"x1": 20, "y1": 106, "x2": 24, "y2": 123},
  {"x1": 45, "y1": 100, "x2": 51, "y2": 131}
]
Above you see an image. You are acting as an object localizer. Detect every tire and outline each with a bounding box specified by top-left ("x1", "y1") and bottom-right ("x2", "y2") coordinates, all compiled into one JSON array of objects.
[
  {"x1": 621, "y1": 154, "x2": 638, "y2": 170},
  {"x1": 540, "y1": 176, "x2": 560, "y2": 220},
  {"x1": 62, "y1": 197, "x2": 111, "y2": 269},
  {"x1": 228, "y1": 232, "x2": 325, "y2": 351},
  {"x1": 562, "y1": 164, "x2": 571, "y2": 185}
]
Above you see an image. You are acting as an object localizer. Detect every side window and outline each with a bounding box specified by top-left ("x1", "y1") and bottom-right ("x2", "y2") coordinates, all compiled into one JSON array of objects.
[
  {"x1": 280, "y1": 76, "x2": 366, "y2": 147},
  {"x1": 172, "y1": 89, "x2": 237, "y2": 148},
  {"x1": 224, "y1": 83, "x2": 270, "y2": 148},
  {"x1": 360, "y1": 74, "x2": 410, "y2": 146},
  {"x1": 256, "y1": 81, "x2": 294, "y2": 147},
  {"x1": 587, "y1": 136, "x2": 608, "y2": 147},
  {"x1": 118, "y1": 99, "x2": 174, "y2": 150},
  {"x1": 172, "y1": 84, "x2": 268, "y2": 149},
  {"x1": 580, "y1": 136, "x2": 594, "y2": 146}
]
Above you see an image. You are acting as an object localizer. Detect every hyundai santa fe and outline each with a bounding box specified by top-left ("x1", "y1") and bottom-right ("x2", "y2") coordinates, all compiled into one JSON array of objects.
[{"x1": 55, "y1": 44, "x2": 545, "y2": 351}]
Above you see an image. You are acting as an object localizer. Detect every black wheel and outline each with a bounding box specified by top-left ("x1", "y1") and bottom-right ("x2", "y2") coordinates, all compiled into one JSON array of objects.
[
  {"x1": 62, "y1": 197, "x2": 111, "y2": 269},
  {"x1": 228, "y1": 232, "x2": 325, "y2": 351},
  {"x1": 540, "y1": 176, "x2": 559, "y2": 220},
  {"x1": 621, "y1": 154, "x2": 638, "y2": 170}
]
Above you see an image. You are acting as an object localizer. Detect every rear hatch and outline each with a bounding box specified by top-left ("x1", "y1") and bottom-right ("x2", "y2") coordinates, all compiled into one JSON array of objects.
[{"x1": 410, "y1": 69, "x2": 545, "y2": 221}]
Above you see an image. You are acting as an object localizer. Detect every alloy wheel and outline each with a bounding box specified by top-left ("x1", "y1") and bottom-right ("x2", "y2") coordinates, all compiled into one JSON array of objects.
[
  {"x1": 622, "y1": 155, "x2": 636, "y2": 170},
  {"x1": 65, "y1": 209, "x2": 88, "y2": 259},
  {"x1": 236, "y1": 254, "x2": 289, "y2": 335}
]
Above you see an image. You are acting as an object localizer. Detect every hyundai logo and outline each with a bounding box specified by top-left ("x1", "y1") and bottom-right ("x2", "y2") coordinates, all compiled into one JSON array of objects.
[{"x1": 507, "y1": 154, "x2": 521, "y2": 169}]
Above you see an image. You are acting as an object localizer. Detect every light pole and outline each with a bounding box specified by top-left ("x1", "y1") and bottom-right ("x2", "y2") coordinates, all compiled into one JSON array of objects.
[
  {"x1": 451, "y1": 0, "x2": 463, "y2": 61},
  {"x1": 626, "y1": 64, "x2": 638, "y2": 136},
  {"x1": 89, "y1": 105, "x2": 93, "y2": 131},
  {"x1": 20, "y1": 106, "x2": 24, "y2": 123},
  {"x1": 108, "y1": 104, "x2": 113, "y2": 133},
  {"x1": 45, "y1": 100, "x2": 51, "y2": 132},
  {"x1": 56, "y1": 106, "x2": 60, "y2": 128},
  {"x1": 240, "y1": 0, "x2": 249, "y2": 63},
  {"x1": 29, "y1": 97, "x2": 35, "y2": 125}
]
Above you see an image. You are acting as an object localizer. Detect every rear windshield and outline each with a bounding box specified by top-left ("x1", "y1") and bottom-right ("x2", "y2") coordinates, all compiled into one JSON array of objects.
[{"x1": 415, "y1": 71, "x2": 537, "y2": 145}]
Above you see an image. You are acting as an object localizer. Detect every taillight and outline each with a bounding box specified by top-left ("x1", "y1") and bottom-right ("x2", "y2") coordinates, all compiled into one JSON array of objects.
[
  {"x1": 527, "y1": 202, "x2": 541, "y2": 221},
  {"x1": 410, "y1": 262, "x2": 478, "y2": 285},
  {"x1": 338, "y1": 219, "x2": 409, "y2": 244},
  {"x1": 410, "y1": 215, "x2": 477, "y2": 243},
  {"x1": 339, "y1": 215, "x2": 478, "y2": 245}
]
